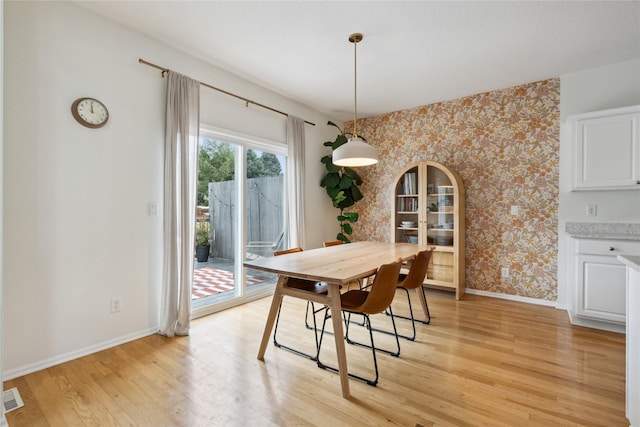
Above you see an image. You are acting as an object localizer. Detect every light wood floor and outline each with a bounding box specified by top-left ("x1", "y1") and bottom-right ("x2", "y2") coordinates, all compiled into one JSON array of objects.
[{"x1": 4, "y1": 290, "x2": 627, "y2": 426}]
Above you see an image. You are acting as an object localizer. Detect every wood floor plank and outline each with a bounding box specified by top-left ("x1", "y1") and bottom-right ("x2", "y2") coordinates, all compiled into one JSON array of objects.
[{"x1": 5, "y1": 291, "x2": 628, "y2": 426}]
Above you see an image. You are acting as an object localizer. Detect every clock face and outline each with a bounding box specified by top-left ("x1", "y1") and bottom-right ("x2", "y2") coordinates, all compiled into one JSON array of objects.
[{"x1": 72, "y1": 98, "x2": 109, "y2": 128}]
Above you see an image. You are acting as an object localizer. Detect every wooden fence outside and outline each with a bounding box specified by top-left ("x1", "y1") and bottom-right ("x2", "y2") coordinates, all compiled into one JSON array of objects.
[{"x1": 208, "y1": 175, "x2": 285, "y2": 260}]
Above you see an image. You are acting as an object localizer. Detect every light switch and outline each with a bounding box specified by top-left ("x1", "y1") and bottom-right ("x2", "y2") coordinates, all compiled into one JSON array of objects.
[{"x1": 510, "y1": 205, "x2": 519, "y2": 215}]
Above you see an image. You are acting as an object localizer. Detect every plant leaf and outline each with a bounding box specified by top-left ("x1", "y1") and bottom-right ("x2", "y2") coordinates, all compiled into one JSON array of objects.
[
  {"x1": 343, "y1": 167, "x2": 363, "y2": 185},
  {"x1": 338, "y1": 196, "x2": 355, "y2": 209},
  {"x1": 322, "y1": 173, "x2": 340, "y2": 188},
  {"x1": 327, "y1": 186, "x2": 341, "y2": 200},
  {"x1": 324, "y1": 162, "x2": 340, "y2": 173},
  {"x1": 332, "y1": 134, "x2": 348, "y2": 150},
  {"x1": 327, "y1": 121, "x2": 344, "y2": 134},
  {"x1": 343, "y1": 212, "x2": 359, "y2": 223},
  {"x1": 351, "y1": 185, "x2": 363, "y2": 202},
  {"x1": 338, "y1": 175, "x2": 353, "y2": 189},
  {"x1": 332, "y1": 191, "x2": 346, "y2": 208},
  {"x1": 343, "y1": 223, "x2": 353, "y2": 235}
]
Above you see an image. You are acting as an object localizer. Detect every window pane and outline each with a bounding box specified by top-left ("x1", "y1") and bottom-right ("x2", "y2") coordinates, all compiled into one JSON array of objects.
[
  {"x1": 193, "y1": 137, "x2": 238, "y2": 308},
  {"x1": 245, "y1": 149, "x2": 286, "y2": 294}
]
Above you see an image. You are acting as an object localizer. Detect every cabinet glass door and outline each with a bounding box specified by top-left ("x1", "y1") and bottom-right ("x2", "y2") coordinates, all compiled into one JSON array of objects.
[
  {"x1": 426, "y1": 165, "x2": 455, "y2": 285},
  {"x1": 426, "y1": 166, "x2": 454, "y2": 247},
  {"x1": 394, "y1": 166, "x2": 420, "y2": 244}
]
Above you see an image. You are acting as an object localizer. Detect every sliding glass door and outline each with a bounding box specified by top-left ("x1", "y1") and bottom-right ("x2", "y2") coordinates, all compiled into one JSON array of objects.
[{"x1": 192, "y1": 128, "x2": 286, "y2": 317}]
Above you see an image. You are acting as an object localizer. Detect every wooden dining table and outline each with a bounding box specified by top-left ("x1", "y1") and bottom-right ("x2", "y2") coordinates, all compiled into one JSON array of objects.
[{"x1": 243, "y1": 241, "x2": 424, "y2": 398}]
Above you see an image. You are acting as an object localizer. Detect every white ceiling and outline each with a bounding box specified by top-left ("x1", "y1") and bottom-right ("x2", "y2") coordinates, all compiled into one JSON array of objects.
[{"x1": 78, "y1": 1, "x2": 640, "y2": 121}]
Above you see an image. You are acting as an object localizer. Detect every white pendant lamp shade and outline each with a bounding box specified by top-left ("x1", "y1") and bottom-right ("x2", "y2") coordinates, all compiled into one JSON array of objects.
[
  {"x1": 332, "y1": 32, "x2": 379, "y2": 168},
  {"x1": 333, "y1": 137, "x2": 379, "y2": 167}
]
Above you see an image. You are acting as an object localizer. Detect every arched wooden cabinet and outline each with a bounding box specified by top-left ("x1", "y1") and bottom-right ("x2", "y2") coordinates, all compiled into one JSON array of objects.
[{"x1": 391, "y1": 161, "x2": 466, "y2": 300}]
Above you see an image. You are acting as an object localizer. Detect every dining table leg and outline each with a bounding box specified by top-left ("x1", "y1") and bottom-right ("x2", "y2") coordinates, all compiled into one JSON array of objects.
[
  {"x1": 327, "y1": 283, "x2": 351, "y2": 398},
  {"x1": 416, "y1": 285, "x2": 430, "y2": 321},
  {"x1": 257, "y1": 275, "x2": 286, "y2": 360}
]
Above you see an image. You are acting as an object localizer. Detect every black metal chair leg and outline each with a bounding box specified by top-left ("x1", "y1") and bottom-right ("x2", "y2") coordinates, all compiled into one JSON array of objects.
[
  {"x1": 391, "y1": 287, "x2": 430, "y2": 322},
  {"x1": 345, "y1": 308, "x2": 401, "y2": 356},
  {"x1": 316, "y1": 309, "x2": 379, "y2": 386},
  {"x1": 273, "y1": 300, "x2": 320, "y2": 361},
  {"x1": 381, "y1": 285, "x2": 431, "y2": 340},
  {"x1": 394, "y1": 285, "x2": 430, "y2": 323},
  {"x1": 378, "y1": 288, "x2": 417, "y2": 341}
]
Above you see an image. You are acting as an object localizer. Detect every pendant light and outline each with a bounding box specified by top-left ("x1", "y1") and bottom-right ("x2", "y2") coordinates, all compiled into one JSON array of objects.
[{"x1": 332, "y1": 33, "x2": 379, "y2": 167}]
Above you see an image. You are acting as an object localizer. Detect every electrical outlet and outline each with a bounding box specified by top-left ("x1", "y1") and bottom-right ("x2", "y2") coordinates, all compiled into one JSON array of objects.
[
  {"x1": 510, "y1": 205, "x2": 519, "y2": 215},
  {"x1": 501, "y1": 267, "x2": 510, "y2": 278},
  {"x1": 110, "y1": 297, "x2": 122, "y2": 313},
  {"x1": 586, "y1": 204, "x2": 597, "y2": 217}
]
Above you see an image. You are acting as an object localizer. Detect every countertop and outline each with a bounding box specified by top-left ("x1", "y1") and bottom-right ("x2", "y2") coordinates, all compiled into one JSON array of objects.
[
  {"x1": 565, "y1": 222, "x2": 640, "y2": 240},
  {"x1": 618, "y1": 255, "x2": 640, "y2": 273}
]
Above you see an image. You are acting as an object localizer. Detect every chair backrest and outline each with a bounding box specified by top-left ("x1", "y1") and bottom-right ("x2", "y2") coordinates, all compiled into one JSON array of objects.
[
  {"x1": 323, "y1": 240, "x2": 344, "y2": 247},
  {"x1": 274, "y1": 247, "x2": 303, "y2": 256},
  {"x1": 399, "y1": 249, "x2": 434, "y2": 290},
  {"x1": 357, "y1": 259, "x2": 403, "y2": 314}
]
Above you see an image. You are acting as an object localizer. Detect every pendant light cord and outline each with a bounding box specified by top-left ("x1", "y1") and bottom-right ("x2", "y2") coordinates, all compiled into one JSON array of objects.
[{"x1": 353, "y1": 36, "x2": 358, "y2": 138}]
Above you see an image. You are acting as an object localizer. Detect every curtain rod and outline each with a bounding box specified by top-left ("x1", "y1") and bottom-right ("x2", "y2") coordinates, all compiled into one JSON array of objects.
[{"x1": 139, "y1": 58, "x2": 315, "y2": 126}]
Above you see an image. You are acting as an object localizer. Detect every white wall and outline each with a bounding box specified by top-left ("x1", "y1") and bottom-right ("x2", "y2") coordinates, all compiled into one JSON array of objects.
[
  {"x1": 557, "y1": 58, "x2": 640, "y2": 307},
  {"x1": 0, "y1": 1, "x2": 7, "y2": 425},
  {"x1": 3, "y1": 1, "x2": 337, "y2": 378}
]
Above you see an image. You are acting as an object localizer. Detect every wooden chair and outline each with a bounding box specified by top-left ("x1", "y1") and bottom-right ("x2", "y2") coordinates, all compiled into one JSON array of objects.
[
  {"x1": 391, "y1": 248, "x2": 434, "y2": 340},
  {"x1": 272, "y1": 247, "x2": 326, "y2": 360},
  {"x1": 323, "y1": 240, "x2": 344, "y2": 247},
  {"x1": 316, "y1": 259, "x2": 403, "y2": 386}
]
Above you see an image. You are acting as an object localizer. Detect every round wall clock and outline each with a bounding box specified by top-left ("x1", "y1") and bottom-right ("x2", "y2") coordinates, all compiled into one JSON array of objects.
[{"x1": 71, "y1": 97, "x2": 109, "y2": 128}]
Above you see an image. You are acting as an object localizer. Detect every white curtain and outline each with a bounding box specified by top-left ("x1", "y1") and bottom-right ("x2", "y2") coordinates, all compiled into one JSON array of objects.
[
  {"x1": 286, "y1": 116, "x2": 306, "y2": 248},
  {"x1": 159, "y1": 71, "x2": 200, "y2": 337}
]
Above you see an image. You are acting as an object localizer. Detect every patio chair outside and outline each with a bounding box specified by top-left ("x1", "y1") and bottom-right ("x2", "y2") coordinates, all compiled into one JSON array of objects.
[{"x1": 246, "y1": 230, "x2": 285, "y2": 258}]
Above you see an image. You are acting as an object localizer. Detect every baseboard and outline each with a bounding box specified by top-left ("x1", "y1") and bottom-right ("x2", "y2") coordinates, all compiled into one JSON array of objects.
[
  {"x1": 3, "y1": 326, "x2": 158, "y2": 381},
  {"x1": 464, "y1": 288, "x2": 558, "y2": 307},
  {"x1": 567, "y1": 311, "x2": 625, "y2": 334}
]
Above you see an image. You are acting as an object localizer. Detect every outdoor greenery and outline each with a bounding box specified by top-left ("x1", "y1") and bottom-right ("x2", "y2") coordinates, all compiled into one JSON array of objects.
[
  {"x1": 197, "y1": 138, "x2": 282, "y2": 205},
  {"x1": 195, "y1": 221, "x2": 211, "y2": 246},
  {"x1": 320, "y1": 121, "x2": 364, "y2": 243}
]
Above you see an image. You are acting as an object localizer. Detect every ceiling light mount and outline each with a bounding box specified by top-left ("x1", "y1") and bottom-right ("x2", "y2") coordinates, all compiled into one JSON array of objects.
[
  {"x1": 348, "y1": 33, "x2": 363, "y2": 44},
  {"x1": 333, "y1": 32, "x2": 379, "y2": 167}
]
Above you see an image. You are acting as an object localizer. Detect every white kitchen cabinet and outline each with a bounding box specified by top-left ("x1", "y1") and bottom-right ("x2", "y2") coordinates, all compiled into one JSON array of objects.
[
  {"x1": 629, "y1": 272, "x2": 640, "y2": 427},
  {"x1": 576, "y1": 253, "x2": 627, "y2": 323},
  {"x1": 618, "y1": 256, "x2": 640, "y2": 427},
  {"x1": 570, "y1": 104, "x2": 640, "y2": 191},
  {"x1": 570, "y1": 238, "x2": 640, "y2": 331}
]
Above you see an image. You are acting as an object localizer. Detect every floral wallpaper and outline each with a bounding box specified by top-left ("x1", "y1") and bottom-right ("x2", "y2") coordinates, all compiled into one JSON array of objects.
[{"x1": 347, "y1": 79, "x2": 560, "y2": 301}]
